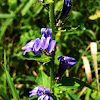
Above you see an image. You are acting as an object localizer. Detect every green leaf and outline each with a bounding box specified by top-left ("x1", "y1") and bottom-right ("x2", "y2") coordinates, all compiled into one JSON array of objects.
[
  {"x1": 85, "y1": 88, "x2": 92, "y2": 100},
  {"x1": 21, "y1": 0, "x2": 36, "y2": 16},
  {"x1": 35, "y1": 70, "x2": 50, "y2": 89},
  {"x1": 58, "y1": 83, "x2": 80, "y2": 90},
  {"x1": 95, "y1": 92, "x2": 100, "y2": 100},
  {"x1": 72, "y1": 11, "x2": 82, "y2": 19},
  {"x1": 25, "y1": 76, "x2": 35, "y2": 81},
  {"x1": 4, "y1": 50, "x2": 20, "y2": 100},
  {"x1": 55, "y1": 0, "x2": 63, "y2": 12},
  {"x1": 0, "y1": 3, "x2": 25, "y2": 43},
  {"x1": 32, "y1": 6, "x2": 43, "y2": 17},
  {"x1": 15, "y1": 52, "x2": 51, "y2": 62},
  {"x1": 0, "y1": 13, "x2": 15, "y2": 18},
  {"x1": 58, "y1": 77, "x2": 92, "y2": 89},
  {"x1": 41, "y1": 0, "x2": 54, "y2": 5},
  {"x1": 0, "y1": 19, "x2": 13, "y2": 43},
  {"x1": 67, "y1": 89, "x2": 80, "y2": 100},
  {"x1": 0, "y1": 72, "x2": 7, "y2": 94},
  {"x1": 91, "y1": 90, "x2": 98, "y2": 99},
  {"x1": 8, "y1": 0, "x2": 17, "y2": 10},
  {"x1": 0, "y1": 88, "x2": 10, "y2": 100}
]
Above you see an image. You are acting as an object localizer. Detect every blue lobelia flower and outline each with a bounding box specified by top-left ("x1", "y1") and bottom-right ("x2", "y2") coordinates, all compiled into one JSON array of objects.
[
  {"x1": 59, "y1": 0, "x2": 71, "y2": 20},
  {"x1": 29, "y1": 85, "x2": 44, "y2": 97},
  {"x1": 22, "y1": 28, "x2": 56, "y2": 55},
  {"x1": 56, "y1": 0, "x2": 71, "y2": 26},
  {"x1": 38, "y1": 95, "x2": 53, "y2": 100},
  {"x1": 41, "y1": 28, "x2": 56, "y2": 53},
  {"x1": 55, "y1": 56, "x2": 76, "y2": 80},
  {"x1": 29, "y1": 85, "x2": 53, "y2": 100},
  {"x1": 21, "y1": 39, "x2": 41, "y2": 55}
]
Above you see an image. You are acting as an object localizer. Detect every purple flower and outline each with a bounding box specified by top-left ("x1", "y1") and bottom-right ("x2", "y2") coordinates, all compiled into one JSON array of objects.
[
  {"x1": 59, "y1": 0, "x2": 71, "y2": 19},
  {"x1": 21, "y1": 39, "x2": 41, "y2": 55},
  {"x1": 55, "y1": 56, "x2": 76, "y2": 80},
  {"x1": 56, "y1": 0, "x2": 71, "y2": 26},
  {"x1": 22, "y1": 28, "x2": 56, "y2": 55},
  {"x1": 38, "y1": 95, "x2": 53, "y2": 100},
  {"x1": 29, "y1": 85, "x2": 44, "y2": 97},
  {"x1": 29, "y1": 85, "x2": 53, "y2": 100},
  {"x1": 41, "y1": 28, "x2": 56, "y2": 53}
]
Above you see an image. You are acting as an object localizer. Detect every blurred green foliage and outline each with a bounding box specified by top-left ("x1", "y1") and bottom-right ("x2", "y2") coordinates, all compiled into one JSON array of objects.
[{"x1": 0, "y1": 0, "x2": 100, "y2": 100}]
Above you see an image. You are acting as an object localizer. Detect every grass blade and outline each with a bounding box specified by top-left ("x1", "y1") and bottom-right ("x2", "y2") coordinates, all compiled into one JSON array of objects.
[
  {"x1": 67, "y1": 89, "x2": 80, "y2": 100},
  {"x1": 82, "y1": 56, "x2": 92, "y2": 84},
  {"x1": 90, "y1": 42, "x2": 99, "y2": 91},
  {"x1": 4, "y1": 50, "x2": 20, "y2": 100},
  {"x1": 21, "y1": 0, "x2": 36, "y2": 16},
  {"x1": 0, "y1": 14, "x2": 15, "y2": 18},
  {"x1": 0, "y1": 88, "x2": 10, "y2": 100}
]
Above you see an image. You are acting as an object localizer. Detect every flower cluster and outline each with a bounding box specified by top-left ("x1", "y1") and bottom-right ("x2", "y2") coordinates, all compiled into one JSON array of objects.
[
  {"x1": 55, "y1": 56, "x2": 76, "y2": 80},
  {"x1": 29, "y1": 85, "x2": 53, "y2": 100},
  {"x1": 22, "y1": 28, "x2": 56, "y2": 55}
]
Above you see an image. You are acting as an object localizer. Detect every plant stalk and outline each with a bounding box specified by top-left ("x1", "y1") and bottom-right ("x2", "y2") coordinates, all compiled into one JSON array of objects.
[
  {"x1": 49, "y1": 1, "x2": 55, "y2": 39},
  {"x1": 49, "y1": 1, "x2": 55, "y2": 91}
]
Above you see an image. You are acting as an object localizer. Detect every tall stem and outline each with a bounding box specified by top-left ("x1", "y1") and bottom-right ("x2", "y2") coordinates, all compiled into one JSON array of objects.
[
  {"x1": 49, "y1": 1, "x2": 55, "y2": 91},
  {"x1": 49, "y1": 2, "x2": 55, "y2": 39},
  {"x1": 50, "y1": 57, "x2": 54, "y2": 92}
]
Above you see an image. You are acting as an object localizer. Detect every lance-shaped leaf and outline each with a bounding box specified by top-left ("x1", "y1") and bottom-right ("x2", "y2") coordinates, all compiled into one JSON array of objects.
[{"x1": 4, "y1": 50, "x2": 20, "y2": 100}]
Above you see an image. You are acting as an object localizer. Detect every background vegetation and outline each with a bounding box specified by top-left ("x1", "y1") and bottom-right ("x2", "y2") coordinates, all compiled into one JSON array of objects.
[{"x1": 0, "y1": 0, "x2": 100, "y2": 100}]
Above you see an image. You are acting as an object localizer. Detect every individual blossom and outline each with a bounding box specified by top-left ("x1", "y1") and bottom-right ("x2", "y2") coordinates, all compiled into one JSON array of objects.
[
  {"x1": 29, "y1": 85, "x2": 44, "y2": 97},
  {"x1": 41, "y1": 28, "x2": 56, "y2": 53},
  {"x1": 59, "y1": 0, "x2": 71, "y2": 19},
  {"x1": 22, "y1": 28, "x2": 56, "y2": 55},
  {"x1": 21, "y1": 39, "x2": 41, "y2": 55},
  {"x1": 29, "y1": 85, "x2": 53, "y2": 100},
  {"x1": 56, "y1": 0, "x2": 71, "y2": 26},
  {"x1": 55, "y1": 56, "x2": 76, "y2": 80}
]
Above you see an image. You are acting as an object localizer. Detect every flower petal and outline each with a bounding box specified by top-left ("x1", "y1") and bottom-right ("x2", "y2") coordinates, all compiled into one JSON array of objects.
[
  {"x1": 56, "y1": 60, "x2": 68, "y2": 79},
  {"x1": 49, "y1": 96, "x2": 53, "y2": 100},
  {"x1": 64, "y1": 0, "x2": 71, "y2": 5},
  {"x1": 47, "y1": 29, "x2": 52, "y2": 37},
  {"x1": 21, "y1": 40, "x2": 34, "y2": 50},
  {"x1": 38, "y1": 95, "x2": 53, "y2": 100},
  {"x1": 29, "y1": 87, "x2": 39, "y2": 97},
  {"x1": 38, "y1": 95, "x2": 45, "y2": 100},
  {"x1": 63, "y1": 56, "x2": 76, "y2": 61},
  {"x1": 41, "y1": 28, "x2": 46, "y2": 36},
  {"x1": 29, "y1": 93, "x2": 37, "y2": 97},
  {"x1": 38, "y1": 85, "x2": 44, "y2": 91},
  {"x1": 48, "y1": 40, "x2": 56, "y2": 53},
  {"x1": 45, "y1": 88, "x2": 50, "y2": 94},
  {"x1": 41, "y1": 38, "x2": 48, "y2": 50},
  {"x1": 57, "y1": 56, "x2": 64, "y2": 61},
  {"x1": 41, "y1": 28, "x2": 52, "y2": 38},
  {"x1": 23, "y1": 48, "x2": 33, "y2": 55},
  {"x1": 34, "y1": 38, "x2": 41, "y2": 51},
  {"x1": 37, "y1": 85, "x2": 44, "y2": 96},
  {"x1": 68, "y1": 61, "x2": 77, "y2": 66}
]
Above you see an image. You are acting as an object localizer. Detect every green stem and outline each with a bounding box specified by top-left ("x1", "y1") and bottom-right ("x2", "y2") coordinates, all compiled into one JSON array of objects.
[
  {"x1": 49, "y1": 2, "x2": 55, "y2": 39},
  {"x1": 50, "y1": 59, "x2": 54, "y2": 92},
  {"x1": 49, "y1": 1, "x2": 55, "y2": 91}
]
